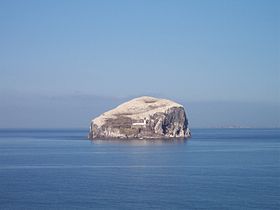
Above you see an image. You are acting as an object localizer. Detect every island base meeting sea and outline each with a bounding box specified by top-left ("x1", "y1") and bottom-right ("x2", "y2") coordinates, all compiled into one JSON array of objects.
[{"x1": 0, "y1": 128, "x2": 279, "y2": 210}]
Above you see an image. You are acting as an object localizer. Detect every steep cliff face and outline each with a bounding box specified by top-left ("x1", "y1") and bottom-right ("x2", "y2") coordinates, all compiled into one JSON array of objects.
[{"x1": 88, "y1": 96, "x2": 191, "y2": 139}]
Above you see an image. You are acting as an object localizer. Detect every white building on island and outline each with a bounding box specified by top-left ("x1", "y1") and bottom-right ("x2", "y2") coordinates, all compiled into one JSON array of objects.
[{"x1": 132, "y1": 118, "x2": 148, "y2": 128}]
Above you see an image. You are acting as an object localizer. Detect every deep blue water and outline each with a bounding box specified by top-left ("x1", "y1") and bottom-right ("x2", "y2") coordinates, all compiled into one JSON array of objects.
[{"x1": 0, "y1": 128, "x2": 279, "y2": 210}]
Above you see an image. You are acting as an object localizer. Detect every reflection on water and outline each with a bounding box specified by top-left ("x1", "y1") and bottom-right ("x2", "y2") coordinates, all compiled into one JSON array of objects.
[{"x1": 90, "y1": 139, "x2": 189, "y2": 145}]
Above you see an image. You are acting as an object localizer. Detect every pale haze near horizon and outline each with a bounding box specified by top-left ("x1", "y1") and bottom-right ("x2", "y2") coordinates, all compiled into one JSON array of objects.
[{"x1": 0, "y1": 0, "x2": 279, "y2": 128}]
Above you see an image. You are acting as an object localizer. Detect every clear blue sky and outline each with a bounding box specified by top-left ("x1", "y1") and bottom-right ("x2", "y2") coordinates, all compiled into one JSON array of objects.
[{"x1": 0, "y1": 0, "x2": 279, "y2": 128}]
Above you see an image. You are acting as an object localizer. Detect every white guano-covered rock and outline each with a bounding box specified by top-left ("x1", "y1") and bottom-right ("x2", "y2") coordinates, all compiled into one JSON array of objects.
[{"x1": 88, "y1": 96, "x2": 191, "y2": 139}]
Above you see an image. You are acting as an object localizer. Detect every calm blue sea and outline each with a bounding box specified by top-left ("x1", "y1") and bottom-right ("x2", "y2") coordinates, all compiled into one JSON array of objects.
[{"x1": 0, "y1": 128, "x2": 279, "y2": 210}]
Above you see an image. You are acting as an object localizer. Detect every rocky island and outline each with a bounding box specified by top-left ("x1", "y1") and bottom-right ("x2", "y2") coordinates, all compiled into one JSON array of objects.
[{"x1": 88, "y1": 96, "x2": 191, "y2": 139}]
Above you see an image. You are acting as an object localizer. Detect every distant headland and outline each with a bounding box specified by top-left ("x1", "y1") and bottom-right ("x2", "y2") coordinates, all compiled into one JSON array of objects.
[{"x1": 88, "y1": 96, "x2": 191, "y2": 140}]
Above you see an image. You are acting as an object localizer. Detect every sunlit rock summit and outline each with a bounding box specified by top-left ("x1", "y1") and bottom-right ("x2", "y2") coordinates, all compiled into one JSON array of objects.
[{"x1": 88, "y1": 96, "x2": 191, "y2": 139}]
